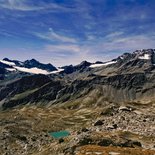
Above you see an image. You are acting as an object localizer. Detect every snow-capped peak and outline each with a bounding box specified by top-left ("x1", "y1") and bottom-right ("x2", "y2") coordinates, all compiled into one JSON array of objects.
[
  {"x1": 0, "y1": 60, "x2": 15, "y2": 66},
  {"x1": 138, "y1": 53, "x2": 151, "y2": 60},
  {"x1": 90, "y1": 61, "x2": 117, "y2": 68},
  {"x1": 0, "y1": 58, "x2": 60, "y2": 75}
]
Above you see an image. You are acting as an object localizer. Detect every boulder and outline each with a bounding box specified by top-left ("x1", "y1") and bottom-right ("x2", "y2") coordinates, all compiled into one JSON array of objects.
[{"x1": 94, "y1": 120, "x2": 104, "y2": 126}]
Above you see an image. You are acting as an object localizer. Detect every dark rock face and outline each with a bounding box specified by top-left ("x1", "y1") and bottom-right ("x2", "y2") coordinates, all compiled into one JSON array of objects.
[
  {"x1": 0, "y1": 74, "x2": 51, "y2": 100},
  {"x1": 0, "y1": 67, "x2": 6, "y2": 74},
  {"x1": 1, "y1": 74, "x2": 64, "y2": 109},
  {"x1": 23, "y1": 59, "x2": 57, "y2": 71},
  {"x1": 61, "y1": 61, "x2": 91, "y2": 74},
  {"x1": 58, "y1": 72, "x2": 152, "y2": 103},
  {"x1": 77, "y1": 61, "x2": 92, "y2": 68},
  {"x1": 1, "y1": 69, "x2": 155, "y2": 109},
  {"x1": 61, "y1": 65, "x2": 74, "y2": 74},
  {"x1": 0, "y1": 62, "x2": 12, "y2": 69},
  {"x1": 0, "y1": 67, "x2": 6, "y2": 80}
]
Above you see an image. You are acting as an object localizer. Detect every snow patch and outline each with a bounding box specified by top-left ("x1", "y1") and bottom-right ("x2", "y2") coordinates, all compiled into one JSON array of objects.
[
  {"x1": 90, "y1": 61, "x2": 117, "y2": 68},
  {"x1": 139, "y1": 54, "x2": 151, "y2": 60},
  {"x1": 0, "y1": 60, "x2": 15, "y2": 66},
  {"x1": 120, "y1": 56, "x2": 124, "y2": 60},
  {"x1": 50, "y1": 68, "x2": 64, "y2": 74},
  {"x1": 6, "y1": 68, "x2": 16, "y2": 72},
  {"x1": 14, "y1": 66, "x2": 50, "y2": 75},
  {"x1": 14, "y1": 66, "x2": 63, "y2": 75}
]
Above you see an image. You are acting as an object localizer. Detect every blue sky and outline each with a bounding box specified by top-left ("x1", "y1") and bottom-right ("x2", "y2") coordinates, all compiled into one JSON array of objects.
[{"x1": 0, "y1": 0, "x2": 155, "y2": 66}]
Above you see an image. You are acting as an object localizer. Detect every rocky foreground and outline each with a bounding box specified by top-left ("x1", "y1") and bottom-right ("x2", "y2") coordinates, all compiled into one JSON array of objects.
[{"x1": 0, "y1": 101, "x2": 155, "y2": 155}]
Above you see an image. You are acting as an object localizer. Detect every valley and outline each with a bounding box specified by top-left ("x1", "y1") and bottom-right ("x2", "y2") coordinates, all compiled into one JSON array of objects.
[
  {"x1": 0, "y1": 49, "x2": 155, "y2": 154},
  {"x1": 0, "y1": 102, "x2": 155, "y2": 154}
]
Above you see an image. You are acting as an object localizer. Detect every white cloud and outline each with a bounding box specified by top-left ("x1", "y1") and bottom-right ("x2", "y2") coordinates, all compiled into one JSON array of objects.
[
  {"x1": 0, "y1": 0, "x2": 44, "y2": 11},
  {"x1": 33, "y1": 29, "x2": 77, "y2": 43},
  {"x1": 44, "y1": 34, "x2": 155, "y2": 66},
  {"x1": 105, "y1": 31, "x2": 124, "y2": 38},
  {"x1": 0, "y1": 0, "x2": 75, "y2": 12},
  {"x1": 87, "y1": 35, "x2": 96, "y2": 41},
  {"x1": 102, "y1": 35, "x2": 155, "y2": 51},
  {"x1": 45, "y1": 44, "x2": 80, "y2": 53},
  {"x1": 1, "y1": 33, "x2": 154, "y2": 67}
]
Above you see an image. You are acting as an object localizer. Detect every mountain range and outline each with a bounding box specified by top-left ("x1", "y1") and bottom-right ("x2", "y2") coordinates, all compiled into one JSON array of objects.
[
  {"x1": 0, "y1": 49, "x2": 155, "y2": 109},
  {"x1": 1, "y1": 49, "x2": 155, "y2": 155}
]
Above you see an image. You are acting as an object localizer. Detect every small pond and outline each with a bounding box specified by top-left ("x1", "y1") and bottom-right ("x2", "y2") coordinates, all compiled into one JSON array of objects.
[{"x1": 49, "y1": 130, "x2": 70, "y2": 139}]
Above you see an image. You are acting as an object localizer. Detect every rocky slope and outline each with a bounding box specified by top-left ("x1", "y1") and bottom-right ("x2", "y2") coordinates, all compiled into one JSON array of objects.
[
  {"x1": 0, "y1": 49, "x2": 155, "y2": 155},
  {"x1": 1, "y1": 49, "x2": 155, "y2": 109},
  {"x1": 0, "y1": 104, "x2": 155, "y2": 155}
]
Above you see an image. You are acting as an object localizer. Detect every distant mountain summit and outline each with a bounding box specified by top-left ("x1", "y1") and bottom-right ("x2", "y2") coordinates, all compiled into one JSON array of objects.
[
  {"x1": 3, "y1": 58, "x2": 23, "y2": 66},
  {"x1": 23, "y1": 59, "x2": 57, "y2": 71},
  {"x1": 61, "y1": 61, "x2": 92, "y2": 74},
  {"x1": 0, "y1": 58, "x2": 58, "y2": 75},
  {"x1": 114, "y1": 49, "x2": 155, "y2": 62},
  {"x1": 108, "y1": 49, "x2": 155, "y2": 74}
]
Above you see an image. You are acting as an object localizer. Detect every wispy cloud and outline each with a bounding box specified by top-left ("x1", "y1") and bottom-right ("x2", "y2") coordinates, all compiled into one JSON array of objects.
[
  {"x1": 42, "y1": 33, "x2": 155, "y2": 66},
  {"x1": 33, "y1": 28, "x2": 77, "y2": 43},
  {"x1": 105, "y1": 32, "x2": 124, "y2": 39},
  {"x1": 0, "y1": 0, "x2": 155, "y2": 66},
  {"x1": 45, "y1": 44, "x2": 80, "y2": 53},
  {"x1": 0, "y1": 0, "x2": 75, "y2": 12},
  {"x1": 0, "y1": 0, "x2": 44, "y2": 11},
  {"x1": 102, "y1": 35, "x2": 155, "y2": 51}
]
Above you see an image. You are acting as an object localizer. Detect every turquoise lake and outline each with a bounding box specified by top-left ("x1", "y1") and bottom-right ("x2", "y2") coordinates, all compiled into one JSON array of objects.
[{"x1": 49, "y1": 130, "x2": 70, "y2": 139}]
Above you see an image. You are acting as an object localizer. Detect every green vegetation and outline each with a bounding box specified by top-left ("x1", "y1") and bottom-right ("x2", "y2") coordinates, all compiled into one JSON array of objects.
[{"x1": 11, "y1": 88, "x2": 38, "y2": 100}]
